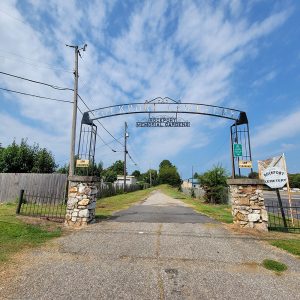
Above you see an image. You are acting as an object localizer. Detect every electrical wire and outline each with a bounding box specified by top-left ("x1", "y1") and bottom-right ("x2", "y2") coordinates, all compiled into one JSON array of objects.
[
  {"x1": 0, "y1": 8, "x2": 67, "y2": 46},
  {"x1": 0, "y1": 86, "x2": 73, "y2": 103},
  {"x1": 0, "y1": 54, "x2": 72, "y2": 74},
  {"x1": 78, "y1": 98, "x2": 138, "y2": 165},
  {"x1": 77, "y1": 94, "x2": 124, "y2": 147},
  {"x1": 0, "y1": 71, "x2": 73, "y2": 91},
  {"x1": 77, "y1": 106, "x2": 119, "y2": 152}
]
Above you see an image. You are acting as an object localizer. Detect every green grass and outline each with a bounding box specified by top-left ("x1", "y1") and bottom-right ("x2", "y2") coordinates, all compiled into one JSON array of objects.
[
  {"x1": 96, "y1": 187, "x2": 157, "y2": 219},
  {"x1": 262, "y1": 259, "x2": 288, "y2": 272},
  {"x1": 268, "y1": 213, "x2": 300, "y2": 233},
  {"x1": 269, "y1": 239, "x2": 300, "y2": 257},
  {"x1": 159, "y1": 184, "x2": 233, "y2": 223},
  {"x1": 0, "y1": 203, "x2": 62, "y2": 263}
]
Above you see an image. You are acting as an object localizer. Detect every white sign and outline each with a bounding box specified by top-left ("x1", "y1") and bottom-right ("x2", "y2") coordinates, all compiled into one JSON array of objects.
[{"x1": 262, "y1": 166, "x2": 288, "y2": 189}]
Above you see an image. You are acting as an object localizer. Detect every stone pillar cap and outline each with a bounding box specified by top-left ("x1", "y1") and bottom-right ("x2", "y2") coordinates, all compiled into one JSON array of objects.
[
  {"x1": 227, "y1": 178, "x2": 264, "y2": 185},
  {"x1": 68, "y1": 175, "x2": 101, "y2": 182}
]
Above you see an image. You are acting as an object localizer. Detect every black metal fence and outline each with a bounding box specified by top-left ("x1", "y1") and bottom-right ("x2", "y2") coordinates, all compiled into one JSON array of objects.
[
  {"x1": 16, "y1": 189, "x2": 67, "y2": 222},
  {"x1": 265, "y1": 200, "x2": 300, "y2": 233}
]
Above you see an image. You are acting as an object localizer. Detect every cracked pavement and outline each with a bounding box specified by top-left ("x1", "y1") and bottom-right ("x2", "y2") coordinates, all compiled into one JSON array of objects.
[{"x1": 1, "y1": 190, "x2": 300, "y2": 299}]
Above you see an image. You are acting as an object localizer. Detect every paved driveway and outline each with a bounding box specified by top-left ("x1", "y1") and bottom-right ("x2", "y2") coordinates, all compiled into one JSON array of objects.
[{"x1": 1, "y1": 190, "x2": 300, "y2": 299}]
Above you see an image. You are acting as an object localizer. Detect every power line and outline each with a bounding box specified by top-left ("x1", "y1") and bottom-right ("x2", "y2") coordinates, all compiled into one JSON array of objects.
[
  {"x1": 77, "y1": 106, "x2": 119, "y2": 152},
  {"x1": 0, "y1": 86, "x2": 73, "y2": 103},
  {"x1": 0, "y1": 53, "x2": 72, "y2": 74},
  {"x1": 77, "y1": 94, "x2": 124, "y2": 147},
  {"x1": 0, "y1": 8, "x2": 67, "y2": 46},
  {"x1": 0, "y1": 70, "x2": 73, "y2": 91}
]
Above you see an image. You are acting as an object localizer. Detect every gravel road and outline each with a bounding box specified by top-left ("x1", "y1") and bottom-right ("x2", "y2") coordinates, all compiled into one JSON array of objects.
[{"x1": 1, "y1": 190, "x2": 300, "y2": 300}]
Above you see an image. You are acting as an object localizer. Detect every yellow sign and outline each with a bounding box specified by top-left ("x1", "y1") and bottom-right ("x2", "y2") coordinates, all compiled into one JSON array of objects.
[
  {"x1": 76, "y1": 159, "x2": 90, "y2": 168},
  {"x1": 239, "y1": 160, "x2": 252, "y2": 168}
]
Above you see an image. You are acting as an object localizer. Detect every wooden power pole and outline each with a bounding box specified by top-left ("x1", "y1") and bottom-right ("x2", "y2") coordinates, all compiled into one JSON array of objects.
[
  {"x1": 123, "y1": 122, "x2": 128, "y2": 191},
  {"x1": 66, "y1": 44, "x2": 87, "y2": 177}
]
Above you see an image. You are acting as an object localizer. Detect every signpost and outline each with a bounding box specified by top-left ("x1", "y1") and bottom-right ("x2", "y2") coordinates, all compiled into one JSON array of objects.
[
  {"x1": 233, "y1": 143, "x2": 242, "y2": 157},
  {"x1": 262, "y1": 166, "x2": 288, "y2": 230}
]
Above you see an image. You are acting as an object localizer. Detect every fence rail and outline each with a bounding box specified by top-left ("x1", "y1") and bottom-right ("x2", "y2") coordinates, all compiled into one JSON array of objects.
[
  {"x1": 0, "y1": 173, "x2": 67, "y2": 203},
  {"x1": 17, "y1": 189, "x2": 67, "y2": 222},
  {"x1": 265, "y1": 200, "x2": 300, "y2": 233}
]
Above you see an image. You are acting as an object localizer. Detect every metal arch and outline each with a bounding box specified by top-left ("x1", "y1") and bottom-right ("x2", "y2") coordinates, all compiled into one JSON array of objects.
[
  {"x1": 79, "y1": 97, "x2": 252, "y2": 179},
  {"x1": 81, "y1": 99, "x2": 248, "y2": 126}
]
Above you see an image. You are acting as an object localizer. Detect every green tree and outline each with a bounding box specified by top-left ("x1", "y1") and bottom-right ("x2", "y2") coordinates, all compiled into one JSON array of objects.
[
  {"x1": 32, "y1": 148, "x2": 57, "y2": 173},
  {"x1": 0, "y1": 140, "x2": 56, "y2": 173},
  {"x1": 103, "y1": 169, "x2": 117, "y2": 183},
  {"x1": 158, "y1": 160, "x2": 181, "y2": 187},
  {"x1": 111, "y1": 160, "x2": 124, "y2": 175},
  {"x1": 248, "y1": 171, "x2": 259, "y2": 179},
  {"x1": 159, "y1": 159, "x2": 173, "y2": 170},
  {"x1": 143, "y1": 169, "x2": 158, "y2": 185},
  {"x1": 198, "y1": 165, "x2": 228, "y2": 204},
  {"x1": 131, "y1": 170, "x2": 141, "y2": 179},
  {"x1": 289, "y1": 174, "x2": 300, "y2": 188}
]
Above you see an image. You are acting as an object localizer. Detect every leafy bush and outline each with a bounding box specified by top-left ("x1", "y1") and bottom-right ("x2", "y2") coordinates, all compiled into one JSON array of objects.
[{"x1": 198, "y1": 165, "x2": 228, "y2": 204}]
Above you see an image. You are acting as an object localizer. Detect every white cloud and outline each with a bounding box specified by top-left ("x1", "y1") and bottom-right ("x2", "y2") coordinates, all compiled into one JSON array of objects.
[
  {"x1": 0, "y1": 1, "x2": 293, "y2": 174},
  {"x1": 252, "y1": 109, "x2": 300, "y2": 148},
  {"x1": 252, "y1": 70, "x2": 277, "y2": 87}
]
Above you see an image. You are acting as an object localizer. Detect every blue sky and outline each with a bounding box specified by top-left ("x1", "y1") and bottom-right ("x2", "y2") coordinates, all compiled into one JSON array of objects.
[{"x1": 0, "y1": 0, "x2": 299, "y2": 178}]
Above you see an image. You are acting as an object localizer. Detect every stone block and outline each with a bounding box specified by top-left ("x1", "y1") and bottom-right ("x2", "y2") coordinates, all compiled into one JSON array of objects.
[
  {"x1": 248, "y1": 213, "x2": 260, "y2": 222},
  {"x1": 254, "y1": 222, "x2": 268, "y2": 231},
  {"x1": 236, "y1": 212, "x2": 247, "y2": 221},
  {"x1": 78, "y1": 209, "x2": 89, "y2": 218},
  {"x1": 261, "y1": 209, "x2": 268, "y2": 222},
  {"x1": 78, "y1": 198, "x2": 90, "y2": 206},
  {"x1": 71, "y1": 216, "x2": 77, "y2": 222},
  {"x1": 69, "y1": 187, "x2": 77, "y2": 193},
  {"x1": 236, "y1": 197, "x2": 250, "y2": 206}
]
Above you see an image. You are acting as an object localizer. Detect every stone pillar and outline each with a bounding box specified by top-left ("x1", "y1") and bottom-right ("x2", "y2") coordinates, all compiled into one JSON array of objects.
[
  {"x1": 65, "y1": 176, "x2": 100, "y2": 227},
  {"x1": 227, "y1": 179, "x2": 268, "y2": 231}
]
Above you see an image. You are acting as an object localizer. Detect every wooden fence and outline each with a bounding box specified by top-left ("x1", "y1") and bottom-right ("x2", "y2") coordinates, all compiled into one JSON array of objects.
[{"x1": 0, "y1": 173, "x2": 68, "y2": 203}]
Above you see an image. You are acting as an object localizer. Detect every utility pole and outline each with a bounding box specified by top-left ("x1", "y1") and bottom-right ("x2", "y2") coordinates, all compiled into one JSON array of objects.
[
  {"x1": 123, "y1": 122, "x2": 128, "y2": 191},
  {"x1": 66, "y1": 43, "x2": 87, "y2": 177},
  {"x1": 149, "y1": 168, "x2": 152, "y2": 187}
]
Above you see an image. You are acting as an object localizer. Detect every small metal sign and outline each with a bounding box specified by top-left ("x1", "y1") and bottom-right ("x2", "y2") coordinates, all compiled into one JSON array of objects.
[
  {"x1": 233, "y1": 143, "x2": 243, "y2": 157},
  {"x1": 76, "y1": 159, "x2": 90, "y2": 168},
  {"x1": 238, "y1": 160, "x2": 252, "y2": 168},
  {"x1": 262, "y1": 166, "x2": 288, "y2": 189},
  {"x1": 136, "y1": 116, "x2": 190, "y2": 128}
]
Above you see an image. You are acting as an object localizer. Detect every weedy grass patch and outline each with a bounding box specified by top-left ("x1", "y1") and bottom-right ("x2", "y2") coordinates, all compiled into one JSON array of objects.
[
  {"x1": 95, "y1": 187, "x2": 157, "y2": 219},
  {"x1": 262, "y1": 259, "x2": 288, "y2": 273},
  {"x1": 269, "y1": 239, "x2": 300, "y2": 257},
  {"x1": 159, "y1": 184, "x2": 233, "y2": 223},
  {"x1": 0, "y1": 203, "x2": 61, "y2": 263}
]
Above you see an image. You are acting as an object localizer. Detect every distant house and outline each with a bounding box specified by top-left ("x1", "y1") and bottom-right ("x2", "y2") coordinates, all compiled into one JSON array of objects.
[
  {"x1": 114, "y1": 175, "x2": 137, "y2": 187},
  {"x1": 182, "y1": 178, "x2": 200, "y2": 189}
]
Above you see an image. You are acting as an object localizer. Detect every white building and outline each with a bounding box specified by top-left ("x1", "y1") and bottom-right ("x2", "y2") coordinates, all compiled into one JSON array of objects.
[{"x1": 114, "y1": 175, "x2": 137, "y2": 187}]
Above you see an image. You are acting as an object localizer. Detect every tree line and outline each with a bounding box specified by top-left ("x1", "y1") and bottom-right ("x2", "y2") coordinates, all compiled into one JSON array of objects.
[{"x1": 0, "y1": 140, "x2": 181, "y2": 186}]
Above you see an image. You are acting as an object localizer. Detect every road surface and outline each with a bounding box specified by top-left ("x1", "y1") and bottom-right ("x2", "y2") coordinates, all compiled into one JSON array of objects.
[{"x1": 1, "y1": 190, "x2": 300, "y2": 299}]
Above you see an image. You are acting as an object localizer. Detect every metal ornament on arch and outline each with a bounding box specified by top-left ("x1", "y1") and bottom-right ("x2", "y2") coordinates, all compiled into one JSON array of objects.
[{"x1": 77, "y1": 97, "x2": 253, "y2": 177}]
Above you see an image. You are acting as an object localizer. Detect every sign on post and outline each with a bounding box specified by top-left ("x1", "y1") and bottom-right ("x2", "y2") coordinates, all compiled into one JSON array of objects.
[
  {"x1": 238, "y1": 160, "x2": 252, "y2": 168},
  {"x1": 233, "y1": 143, "x2": 243, "y2": 157},
  {"x1": 262, "y1": 166, "x2": 288, "y2": 189},
  {"x1": 76, "y1": 159, "x2": 90, "y2": 168}
]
